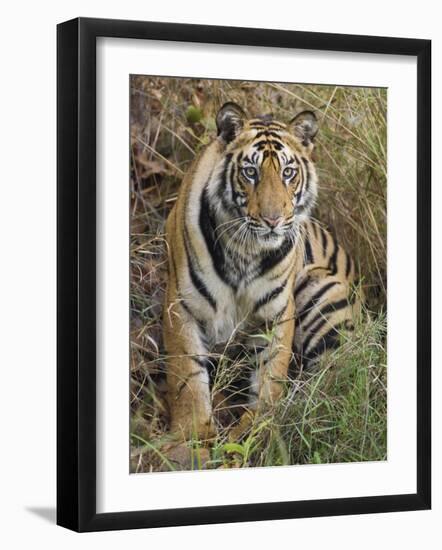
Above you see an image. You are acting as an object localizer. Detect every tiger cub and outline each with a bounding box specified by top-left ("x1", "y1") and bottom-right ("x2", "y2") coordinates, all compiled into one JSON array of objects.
[{"x1": 163, "y1": 102, "x2": 360, "y2": 440}]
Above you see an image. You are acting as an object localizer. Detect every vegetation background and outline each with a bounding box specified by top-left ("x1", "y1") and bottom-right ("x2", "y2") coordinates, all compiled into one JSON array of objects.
[{"x1": 129, "y1": 76, "x2": 387, "y2": 473}]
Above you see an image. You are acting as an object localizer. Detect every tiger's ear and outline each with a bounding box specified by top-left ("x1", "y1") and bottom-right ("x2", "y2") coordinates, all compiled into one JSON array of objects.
[
  {"x1": 289, "y1": 110, "x2": 318, "y2": 147},
  {"x1": 216, "y1": 102, "x2": 246, "y2": 143}
]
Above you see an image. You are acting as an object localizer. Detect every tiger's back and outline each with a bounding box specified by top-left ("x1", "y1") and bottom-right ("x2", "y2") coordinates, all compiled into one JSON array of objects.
[{"x1": 294, "y1": 219, "x2": 361, "y2": 368}]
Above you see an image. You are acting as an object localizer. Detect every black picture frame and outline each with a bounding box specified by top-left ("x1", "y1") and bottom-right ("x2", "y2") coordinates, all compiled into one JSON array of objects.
[{"x1": 57, "y1": 17, "x2": 431, "y2": 532}]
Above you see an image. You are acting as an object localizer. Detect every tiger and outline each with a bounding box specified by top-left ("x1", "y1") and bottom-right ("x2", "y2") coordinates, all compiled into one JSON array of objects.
[{"x1": 163, "y1": 102, "x2": 361, "y2": 441}]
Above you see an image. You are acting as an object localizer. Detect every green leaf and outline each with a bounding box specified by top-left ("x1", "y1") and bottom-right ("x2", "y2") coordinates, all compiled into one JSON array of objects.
[
  {"x1": 186, "y1": 106, "x2": 203, "y2": 124},
  {"x1": 222, "y1": 443, "x2": 246, "y2": 457}
]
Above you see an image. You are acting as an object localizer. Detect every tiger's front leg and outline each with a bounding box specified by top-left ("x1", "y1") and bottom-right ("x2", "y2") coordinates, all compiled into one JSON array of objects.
[
  {"x1": 164, "y1": 301, "x2": 216, "y2": 441},
  {"x1": 231, "y1": 297, "x2": 295, "y2": 439},
  {"x1": 256, "y1": 297, "x2": 295, "y2": 408}
]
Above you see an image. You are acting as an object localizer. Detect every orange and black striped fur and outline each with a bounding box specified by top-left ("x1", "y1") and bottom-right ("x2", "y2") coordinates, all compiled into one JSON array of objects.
[{"x1": 163, "y1": 102, "x2": 361, "y2": 440}]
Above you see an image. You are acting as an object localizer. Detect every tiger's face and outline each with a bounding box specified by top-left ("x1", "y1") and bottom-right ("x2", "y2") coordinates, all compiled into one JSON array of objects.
[{"x1": 215, "y1": 103, "x2": 319, "y2": 249}]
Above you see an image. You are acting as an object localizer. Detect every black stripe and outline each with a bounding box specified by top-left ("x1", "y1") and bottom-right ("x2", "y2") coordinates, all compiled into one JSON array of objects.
[
  {"x1": 253, "y1": 139, "x2": 284, "y2": 151},
  {"x1": 304, "y1": 235, "x2": 314, "y2": 265},
  {"x1": 254, "y1": 130, "x2": 282, "y2": 139},
  {"x1": 253, "y1": 278, "x2": 288, "y2": 314},
  {"x1": 253, "y1": 140, "x2": 268, "y2": 150},
  {"x1": 299, "y1": 156, "x2": 308, "y2": 183},
  {"x1": 300, "y1": 161, "x2": 309, "y2": 197},
  {"x1": 272, "y1": 140, "x2": 284, "y2": 151},
  {"x1": 295, "y1": 168, "x2": 305, "y2": 208},
  {"x1": 183, "y1": 223, "x2": 201, "y2": 269},
  {"x1": 223, "y1": 157, "x2": 243, "y2": 216},
  {"x1": 328, "y1": 232, "x2": 339, "y2": 275},
  {"x1": 320, "y1": 226, "x2": 328, "y2": 257},
  {"x1": 257, "y1": 235, "x2": 294, "y2": 278},
  {"x1": 302, "y1": 316, "x2": 329, "y2": 355},
  {"x1": 305, "y1": 325, "x2": 342, "y2": 362},
  {"x1": 231, "y1": 173, "x2": 246, "y2": 206},
  {"x1": 185, "y1": 241, "x2": 217, "y2": 311},
  {"x1": 297, "y1": 281, "x2": 338, "y2": 324},
  {"x1": 294, "y1": 275, "x2": 310, "y2": 297},
  {"x1": 303, "y1": 298, "x2": 350, "y2": 332},
  {"x1": 311, "y1": 220, "x2": 318, "y2": 240},
  {"x1": 216, "y1": 153, "x2": 233, "y2": 202},
  {"x1": 199, "y1": 186, "x2": 235, "y2": 289}
]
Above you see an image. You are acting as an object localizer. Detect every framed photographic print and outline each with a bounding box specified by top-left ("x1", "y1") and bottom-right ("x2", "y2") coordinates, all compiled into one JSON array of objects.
[{"x1": 57, "y1": 17, "x2": 431, "y2": 532}]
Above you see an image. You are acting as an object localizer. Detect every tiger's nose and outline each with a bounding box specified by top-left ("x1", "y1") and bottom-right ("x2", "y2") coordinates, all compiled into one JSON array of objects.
[{"x1": 261, "y1": 215, "x2": 284, "y2": 228}]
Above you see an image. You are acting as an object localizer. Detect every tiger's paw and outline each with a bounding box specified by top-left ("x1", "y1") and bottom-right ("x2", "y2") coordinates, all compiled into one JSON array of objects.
[
  {"x1": 228, "y1": 409, "x2": 255, "y2": 442},
  {"x1": 170, "y1": 415, "x2": 218, "y2": 443},
  {"x1": 162, "y1": 442, "x2": 212, "y2": 471}
]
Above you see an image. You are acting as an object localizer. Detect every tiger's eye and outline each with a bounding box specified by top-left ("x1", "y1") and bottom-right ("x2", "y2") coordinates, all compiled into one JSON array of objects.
[
  {"x1": 242, "y1": 166, "x2": 257, "y2": 180},
  {"x1": 283, "y1": 167, "x2": 296, "y2": 179}
]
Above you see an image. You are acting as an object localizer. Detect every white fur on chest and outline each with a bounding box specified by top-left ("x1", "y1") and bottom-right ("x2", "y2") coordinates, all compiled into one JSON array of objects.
[
  {"x1": 206, "y1": 283, "x2": 276, "y2": 346},
  {"x1": 207, "y1": 290, "x2": 240, "y2": 345}
]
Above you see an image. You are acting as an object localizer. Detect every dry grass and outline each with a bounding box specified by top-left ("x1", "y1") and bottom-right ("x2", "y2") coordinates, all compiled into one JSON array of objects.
[{"x1": 129, "y1": 76, "x2": 387, "y2": 473}]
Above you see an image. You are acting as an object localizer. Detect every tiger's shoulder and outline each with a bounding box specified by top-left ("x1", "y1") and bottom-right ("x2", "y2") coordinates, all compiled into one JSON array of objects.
[{"x1": 171, "y1": 140, "x2": 223, "y2": 207}]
